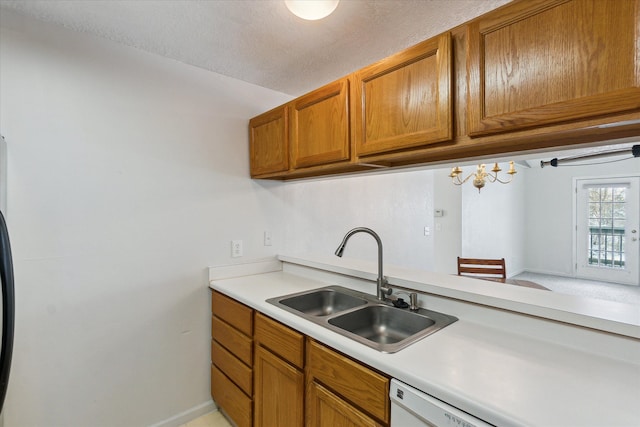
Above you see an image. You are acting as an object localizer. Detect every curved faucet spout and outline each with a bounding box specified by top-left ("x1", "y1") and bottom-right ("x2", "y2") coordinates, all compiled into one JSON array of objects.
[{"x1": 334, "y1": 227, "x2": 392, "y2": 301}]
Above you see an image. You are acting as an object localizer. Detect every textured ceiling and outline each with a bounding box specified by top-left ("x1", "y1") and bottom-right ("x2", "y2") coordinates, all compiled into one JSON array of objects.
[{"x1": 0, "y1": 0, "x2": 510, "y2": 96}]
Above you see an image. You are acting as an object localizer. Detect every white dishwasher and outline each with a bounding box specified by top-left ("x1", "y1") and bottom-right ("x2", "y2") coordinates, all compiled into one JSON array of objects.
[{"x1": 390, "y1": 379, "x2": 493, "y2": 427}]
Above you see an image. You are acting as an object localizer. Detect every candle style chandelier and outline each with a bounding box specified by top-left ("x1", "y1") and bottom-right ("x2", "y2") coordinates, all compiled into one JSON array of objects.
[{"x1": 449, "y1": 161, "x2": 517, "y2": 192}]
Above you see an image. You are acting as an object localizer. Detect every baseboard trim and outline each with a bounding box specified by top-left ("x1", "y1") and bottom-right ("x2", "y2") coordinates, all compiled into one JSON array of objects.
[{"x1": 149, "y1": 400, "x2": 217, "y2": 427}]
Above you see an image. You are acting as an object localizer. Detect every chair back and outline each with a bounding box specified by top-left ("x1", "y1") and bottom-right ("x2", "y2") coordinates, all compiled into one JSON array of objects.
[{"x1": 457, "y1": 257, "x2": 506, "y2": 282}]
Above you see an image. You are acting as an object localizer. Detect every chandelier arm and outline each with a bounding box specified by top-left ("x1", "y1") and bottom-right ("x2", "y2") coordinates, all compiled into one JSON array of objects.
[
  {"x1": 494, "y1": 176, "x2": 514, "y2": 184},
  {"x1": 452, "y1": 173, "x2": 476, "y2": 186}
]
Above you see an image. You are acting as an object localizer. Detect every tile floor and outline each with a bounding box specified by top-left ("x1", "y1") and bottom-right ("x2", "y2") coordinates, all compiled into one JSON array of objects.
[{"x1": 179, "y1": 410, "x2": 232, "y2": 427}]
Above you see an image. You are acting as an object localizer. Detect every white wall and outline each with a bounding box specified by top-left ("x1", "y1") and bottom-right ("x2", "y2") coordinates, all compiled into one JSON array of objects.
[
  {"x1": 282, "y1": 169, "x2": 437, "y2": 271},
  {"x1": 433, "y1": 168, "x2": 462, "y2": 274},
  {"x1": 524, "y1": 156, "x2": 640, "y2": 276},
  {"x1": 460, "y1": 165, "x2": 526, "y2": 277},
  {"x1": 0, "y1": 135, "x2": 6, "y2": 213},
  {"x1": 279, "y1": 164, "x2": 525, "y2": 277},
  {"x1": 334, "y1": 157, "x2": 640, "y2": 281},
  {"x1": 0, "y1": 10, "x2": 290, "y2": 427}
]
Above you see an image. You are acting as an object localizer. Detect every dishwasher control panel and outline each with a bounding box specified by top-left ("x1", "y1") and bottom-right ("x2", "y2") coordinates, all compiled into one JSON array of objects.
[{"x1": 390, "y1": 379, "x2": 493, "y2": 427}]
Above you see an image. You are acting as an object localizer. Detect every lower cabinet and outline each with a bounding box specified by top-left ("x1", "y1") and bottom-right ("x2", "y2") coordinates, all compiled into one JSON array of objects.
[
  {"x1": 306, "y1": 339, "x2": 390, "y2": 426},
  {"x1": 210, "y1": 364, "x2": 252, "y2": 427},
  {"x1": 307, "y1": 381, "x2": 384, "y2": 427},
  {"x1": 254, "y1": 345, "x2": 304, "y2": 426},
  {"x1": 254, "y1": 313, "x2": 305, "y2": 427},
  {"x1": 211, "y1": 291, "x2": 390, "y2": 427},
  {"x1": 210, "y1": 291, "x2": 254, "y2": 427}
]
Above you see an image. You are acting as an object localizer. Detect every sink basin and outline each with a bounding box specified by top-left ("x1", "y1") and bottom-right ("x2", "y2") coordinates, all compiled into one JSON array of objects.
[
  {"x1": 276, "y1": 288, "x2": 367, "y2": 316},
  {"x1": 328, "y1": 305, "x2": 435, "y2": 345},
  {"x1": 267, "y1": 285, "x2": 457, "y2": 353}
]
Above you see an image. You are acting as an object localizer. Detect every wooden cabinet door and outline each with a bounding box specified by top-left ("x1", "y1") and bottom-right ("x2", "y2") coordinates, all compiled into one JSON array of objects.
[
  {"x1": 467, "y1": 0, "x2": 640, "y2": 136},
  {"x1": 353, "y1": 33, "x2": 452, "y2": 157},
  {"x1": 291, "y1": 78, "x2": 350, "y2": 168},
  {"x1": 249, "y1": 105, "x2": 289, "y2": 176},
  {"x1": 306, "y1": 340, "x2": 389, "y2": 423},
  {"x1": 306, "y1": 381, "x2": 384, "y2": 427},
  {"x1": 254, "y1": 345, "x2": 304, "y2": 427}
]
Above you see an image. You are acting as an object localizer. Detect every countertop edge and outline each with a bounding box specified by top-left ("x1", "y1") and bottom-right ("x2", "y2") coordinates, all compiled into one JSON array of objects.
[{"x1": 277, "y1": 254, "x2": 640, "y2": 339}]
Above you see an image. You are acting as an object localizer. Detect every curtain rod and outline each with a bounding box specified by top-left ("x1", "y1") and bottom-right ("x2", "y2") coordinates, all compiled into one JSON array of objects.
[{"x1": 540, "y1": 144, "x2": 639, "y2": 168}]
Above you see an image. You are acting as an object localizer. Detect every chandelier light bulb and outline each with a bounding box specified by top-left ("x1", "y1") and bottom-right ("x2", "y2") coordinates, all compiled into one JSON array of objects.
[{"x1": 285, "y1": 0, "x2": 340, "y2": 20}]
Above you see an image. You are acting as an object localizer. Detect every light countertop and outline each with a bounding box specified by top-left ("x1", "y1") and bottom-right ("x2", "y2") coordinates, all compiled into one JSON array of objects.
[
  {"x1": 209, "y1": 258, "x2": 640, "y2": 427},
  {"x1": 277, "y1": 254, "x2": 640, "y2": 338}
]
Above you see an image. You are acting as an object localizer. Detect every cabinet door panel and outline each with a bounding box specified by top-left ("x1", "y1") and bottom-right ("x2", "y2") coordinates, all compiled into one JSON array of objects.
[
  {"x1": 306, "y1": 381, "x2": 384, "y2": 427},
  {"x1": 254, "y1": 345, "x2": 304, "y2": 427},
  {"x1": 292, "y1": 79, "x2": 350, "y2": 168},
  {"x1": 307, "y1": 340, "x2": 389, "y2": 423},
  {"x1": 468, "y1": 0, "x2": 640, "y2": 136},
  {"x1": 250, "y1": 105, "x2": 289, "y2": 176},
  {"x1": 354, "y1": 33, "x2": 452, "y2": 156}
]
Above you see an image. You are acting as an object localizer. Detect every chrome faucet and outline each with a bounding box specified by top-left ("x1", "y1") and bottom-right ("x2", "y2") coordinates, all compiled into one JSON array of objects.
[{"x1": 334, "y1": 227, "x2": 392, "y2": 301}]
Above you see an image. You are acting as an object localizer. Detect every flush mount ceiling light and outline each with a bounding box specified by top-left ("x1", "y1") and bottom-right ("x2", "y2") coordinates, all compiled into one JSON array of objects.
[
  {"x1": 285, "y1": 0, "x2": 339, "y2": 20},
  {"x1": 449, "y1": 161, "x2": 517, "y2": 193}
]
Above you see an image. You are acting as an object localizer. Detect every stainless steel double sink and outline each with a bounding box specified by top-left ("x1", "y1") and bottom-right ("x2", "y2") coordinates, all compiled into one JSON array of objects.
[{"x1": 266, "y1": 285, "x2": 458, "y2": 353}]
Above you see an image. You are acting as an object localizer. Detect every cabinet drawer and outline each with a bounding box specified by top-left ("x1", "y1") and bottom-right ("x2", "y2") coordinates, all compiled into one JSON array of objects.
[
  {"x1": 211, "y1": 339, "x2": 253, "y2": 396},
  {"x1": 212, "y1": 291, "x2": 253, "y2": 336},
  {"x1": 211, "y1": 364, "x2": 252, "y2": 427},
  {"x1": 255, "y1": 313, "x2": 305, "y2": 369},
  {"x1": 212, "y1": 315, "x2": 253, "y2": 366},
  {"x1": 307, "y1": 339, "x2": 389, "y2": 423}
]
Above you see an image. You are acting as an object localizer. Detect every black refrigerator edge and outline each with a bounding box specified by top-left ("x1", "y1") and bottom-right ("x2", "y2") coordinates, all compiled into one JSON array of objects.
[{"x1": 0, "y1": 210, "x2": 14, "y2": 414}]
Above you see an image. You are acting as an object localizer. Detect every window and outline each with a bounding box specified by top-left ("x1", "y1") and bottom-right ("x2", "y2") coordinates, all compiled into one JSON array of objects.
[{"x1": 587, "y1": 185, "x2": 627, "y2": 268}]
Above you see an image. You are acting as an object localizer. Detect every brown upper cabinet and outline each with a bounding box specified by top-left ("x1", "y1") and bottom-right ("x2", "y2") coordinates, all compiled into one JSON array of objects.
[
  {"x1": 249, "y1": 105, "x2": 289, "y2": 177},
  {"x1": 291, "y1": 78, "x2": 351, "y2": 169},
  {"x1": 467, "y1": 0, "x2": 640, "y2": 136},
  {"x1": 353, "y1": 32, "x2": 452, "y2": 157},
  {"x1": 249, "y1": 0, "x2": 640, "y2": 180}
]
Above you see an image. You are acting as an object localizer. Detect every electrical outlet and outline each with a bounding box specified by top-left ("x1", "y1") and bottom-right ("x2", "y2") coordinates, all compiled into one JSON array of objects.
[
  {"x1": 264, "y1": 231, "x2": 272, "y2": 246},
  {"x1": 424, "y1": 226, "x2": 431, "y2": 236},
  {"x1": 231, "y1": 240, "x2": 243, "y2": 257}
]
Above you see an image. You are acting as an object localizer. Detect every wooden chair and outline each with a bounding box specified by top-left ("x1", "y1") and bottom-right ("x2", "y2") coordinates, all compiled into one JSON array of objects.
[{"x1": 457, "y1": 257, "x2": 506, "y2": 282}]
